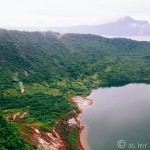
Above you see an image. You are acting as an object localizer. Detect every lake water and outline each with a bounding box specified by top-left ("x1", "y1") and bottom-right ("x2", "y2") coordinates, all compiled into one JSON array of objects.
[
  {"x1": 82, "y1": 83, "x2": 150, "y2": 150},
  {"x1": 103, "y1": 35, "x2": 150, "y2": 41}
]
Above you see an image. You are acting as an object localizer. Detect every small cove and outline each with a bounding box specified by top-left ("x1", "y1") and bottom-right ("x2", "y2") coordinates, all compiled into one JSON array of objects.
[{"x1": 81, "y1": 83, "x2": 150, "y2": 150}]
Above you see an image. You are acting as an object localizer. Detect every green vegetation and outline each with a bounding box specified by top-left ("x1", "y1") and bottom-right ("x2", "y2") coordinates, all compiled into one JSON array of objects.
[
  {"x1": 0, "y1": 111, "x2": 33, "y2": 150},
  {"x1": 0, "y1": 29, "x2": 150, "y2": 149},
  {"x1": 67, "y1": 129, "x2": 79, "y2": 150},
  {"x1": 0, "y1": 93, "x2": 74, "y2": 123}
]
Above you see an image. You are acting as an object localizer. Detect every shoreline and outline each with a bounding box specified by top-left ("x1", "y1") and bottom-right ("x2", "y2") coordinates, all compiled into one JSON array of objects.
[
  {"x1": 72, "y1": 96, "x2": 93, "y2": 150},
  {"x1": 79, "y1": 120, "x2": 91, "y2": 150}
]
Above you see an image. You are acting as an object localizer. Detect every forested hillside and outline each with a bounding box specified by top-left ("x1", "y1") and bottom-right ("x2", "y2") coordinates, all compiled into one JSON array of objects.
[
  {"x1": 1, "y1": 29, "x2": 150, "y2": 87},
  {"x1": 0, "y1": 29, "x2": 150, "y2": 149}
]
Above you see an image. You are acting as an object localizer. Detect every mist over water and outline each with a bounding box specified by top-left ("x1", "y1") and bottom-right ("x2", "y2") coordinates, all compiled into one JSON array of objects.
[
  {"x1": 103, "y1": 35, "x2": 150, "y2": 41},
  {"x1": 82, "y1": 83, "x2": 150, "y2": 150}
]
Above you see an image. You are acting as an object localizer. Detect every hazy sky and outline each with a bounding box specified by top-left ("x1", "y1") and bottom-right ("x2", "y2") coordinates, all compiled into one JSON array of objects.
[{"x1": 0, "y1": 0, "x2": 150, "y2": 27}]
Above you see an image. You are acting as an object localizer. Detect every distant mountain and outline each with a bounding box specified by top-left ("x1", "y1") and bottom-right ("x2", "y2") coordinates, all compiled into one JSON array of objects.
[{"x1": 49, "y1": 16, "x2": 150, "y2": 36}]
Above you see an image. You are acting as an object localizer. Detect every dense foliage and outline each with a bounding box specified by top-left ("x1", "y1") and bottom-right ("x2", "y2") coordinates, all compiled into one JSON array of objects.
[
  {"x1": 0, "y1": 112, "x2": 33, "y2": 150},
  {"x1": 0, "y1": 29, "x2": 150, "y2": 87},
  {"x1": 0, "y1": 29, "x2": 150, "y2": 149},
  {"x1": 0, "y1": 93, "x2": 74, "y2": 122}
]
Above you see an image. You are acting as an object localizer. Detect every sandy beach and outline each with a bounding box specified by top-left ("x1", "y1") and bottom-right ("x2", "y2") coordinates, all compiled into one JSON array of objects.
[{"x1": 72, "y1": 96, "x2": 93, "y2": 150}]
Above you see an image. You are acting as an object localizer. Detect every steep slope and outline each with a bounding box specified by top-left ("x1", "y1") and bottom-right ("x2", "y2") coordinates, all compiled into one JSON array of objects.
[
  {"x1": 0, "y1": 111, "x2": 33, "y2": 150},
  {"x1": 0, "y1": 29, "x2": 150, "y2": 86},
  {"x1": 0, "y1": 29, "x2": 150, "y2": 149}
]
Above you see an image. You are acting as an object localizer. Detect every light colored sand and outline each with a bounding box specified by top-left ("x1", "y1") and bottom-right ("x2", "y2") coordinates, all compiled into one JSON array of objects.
[{"x1": 72, "y1": 96, "x2": 93, "y2": 150}]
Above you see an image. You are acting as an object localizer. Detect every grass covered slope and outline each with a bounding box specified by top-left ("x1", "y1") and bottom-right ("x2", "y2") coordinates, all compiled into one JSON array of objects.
[{"x1": 0, "y1": 29, "x2": 150, "y2": 149}]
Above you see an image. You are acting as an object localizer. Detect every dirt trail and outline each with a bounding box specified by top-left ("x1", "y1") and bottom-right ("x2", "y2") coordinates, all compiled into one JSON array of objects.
[
  {"x1": 5, "y1": 109, "x2": 66, "y2": 150},
  {"x1": 12, "y1": 112, "x2": 20, "y2": 122},
  {"x1": 20, "y1": 111, "x2": 28, "y2": 119},
  {"x1": 6, "y1": 115, "x2": 9, "y2": 121}
]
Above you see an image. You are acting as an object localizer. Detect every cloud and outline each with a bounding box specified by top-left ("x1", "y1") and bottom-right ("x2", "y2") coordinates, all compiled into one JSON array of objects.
[{"x1": 0, "y1": 0, "x2": 149, "y2": 27}]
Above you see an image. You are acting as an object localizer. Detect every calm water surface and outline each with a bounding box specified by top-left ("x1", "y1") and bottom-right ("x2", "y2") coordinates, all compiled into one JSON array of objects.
[
  {"x1": 82, "y1": 83, "x2": 150, "y2": 150},
  {"x1": 103, "y1": 36, "x2": 150, "y2": 41}
]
